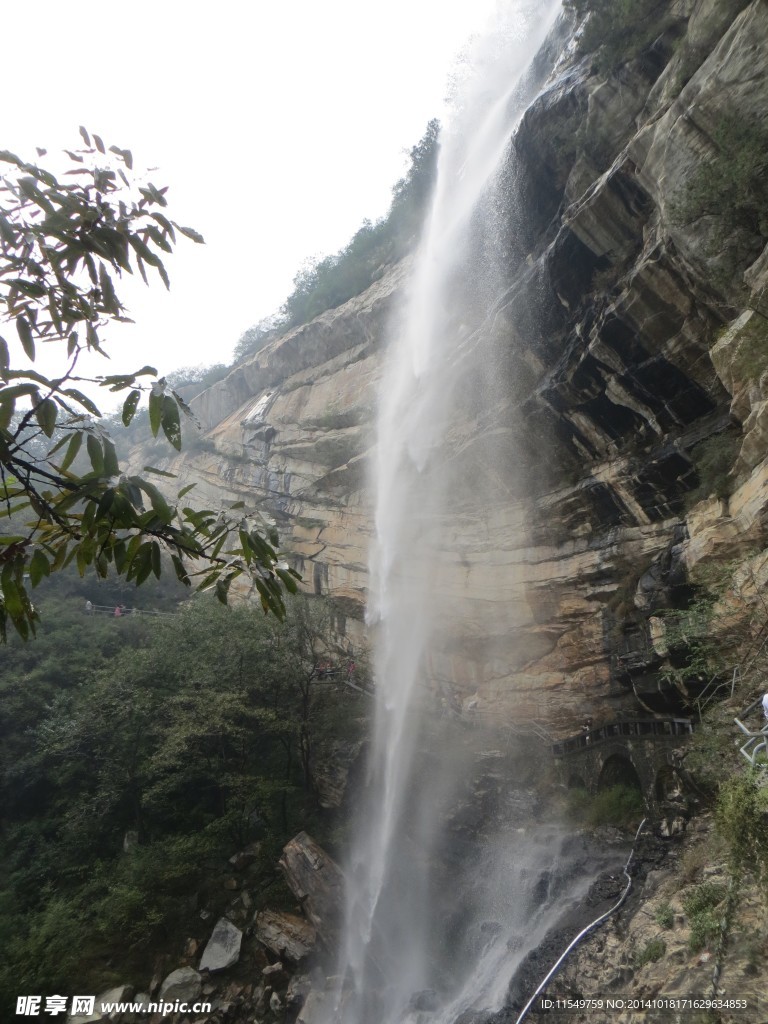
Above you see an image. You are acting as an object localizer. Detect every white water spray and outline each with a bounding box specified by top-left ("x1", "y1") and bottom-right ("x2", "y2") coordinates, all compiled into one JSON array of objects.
[{"x1": 318, "y1": 6, "x2": 621, "y2": 1023}]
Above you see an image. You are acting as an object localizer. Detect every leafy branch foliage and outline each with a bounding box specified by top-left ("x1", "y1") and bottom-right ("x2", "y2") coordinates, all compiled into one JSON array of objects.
[{"x1": 0, "y1": 133, "x2": 298, "y2": 637}]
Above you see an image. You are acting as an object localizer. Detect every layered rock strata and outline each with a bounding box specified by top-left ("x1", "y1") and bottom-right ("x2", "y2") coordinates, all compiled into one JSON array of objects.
[{"x1": 152, "y1": 0, "x2": 768, "y2": 736}]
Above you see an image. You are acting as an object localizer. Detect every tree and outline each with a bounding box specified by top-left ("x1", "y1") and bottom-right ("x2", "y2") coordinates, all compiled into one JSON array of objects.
[{"x1": 0, "y1": 133, "x2": 298, "y2": 638}]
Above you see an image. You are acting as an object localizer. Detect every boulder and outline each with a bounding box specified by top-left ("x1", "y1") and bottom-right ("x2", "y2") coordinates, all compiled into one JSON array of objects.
[
  {"x1": 279, "y1": 833, "x2": 344, "y2": 947},
  {"x1": 68, "y1": 986, "x2": 133, "y2": 1023},
  {"x1": 286, "y1": 973, "x2": 312, "y2": 1009},
  {"x1": 228, "y1": 842, "x2": 261, "y2": 871},
  {"x1": 262, "y1": 961, "x2": 285, "y2": 978},
  {"x1": 158, "y1": 966, "x2": 202, "y2": 1003},
  {"x1": 297, "y1": 990, "x2": 331, "y2": 1024},
  {"x1": 199, "y1": 917, "x2": 242, "y2": 972},
  {"x1": 254, "y1": 908, "x2": 317, "y2": 962}
]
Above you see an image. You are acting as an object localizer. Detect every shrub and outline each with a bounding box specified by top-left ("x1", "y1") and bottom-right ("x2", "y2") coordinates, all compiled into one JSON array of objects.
[
  {"x1": 655, "y1": 902, "x2": 674, "y2": 929},
  {"x1": 566, "y1": 784, "x2": 645, "y2": 828},
  {"x1": 590, "y1": 784, "x2": 646, "y2": 826},
  {"x1": 715, "y1": 771, "x2": 768, "y2": 878},
  {"x1": 682, "y1": 881, "x2": 727, "y2": 952},
  {"x1": 684, "y1": 431, "x2": 741, "y2": 510},
  {"x1": 634, "y1": 936, "x2": 666, "y2": 967},
  {"x1": 280, "y1": 120, "x2": 440, "y2": 329},
  {"x1": 675, "y1": 120, "x2": 768, "y2": 236}
]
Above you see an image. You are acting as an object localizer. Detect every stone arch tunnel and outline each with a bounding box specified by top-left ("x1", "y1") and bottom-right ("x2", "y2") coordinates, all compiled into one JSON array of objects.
[{"x1": 552, "y1": 718, "x2": 693, "y2": 813}]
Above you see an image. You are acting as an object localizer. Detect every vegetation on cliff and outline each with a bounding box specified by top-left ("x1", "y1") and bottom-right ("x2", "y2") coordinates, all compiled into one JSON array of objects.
[
  {"x1": 0, "y1": 574, "x2": 364, "y2": 1005},
  {"x1": 564, "y1": 0, "x2": 678, "y2": 72}
]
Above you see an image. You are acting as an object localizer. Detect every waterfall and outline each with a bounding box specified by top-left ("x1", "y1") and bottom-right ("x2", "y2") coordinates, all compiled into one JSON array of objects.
[{"x1": 319, "y1": 5, "x2": 620, "y2": 1023}]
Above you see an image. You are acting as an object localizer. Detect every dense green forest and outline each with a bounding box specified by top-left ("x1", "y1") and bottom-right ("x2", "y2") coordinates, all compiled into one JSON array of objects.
[{"x1": 0, "y1": 572, "x2": 365, "y2": 1004}]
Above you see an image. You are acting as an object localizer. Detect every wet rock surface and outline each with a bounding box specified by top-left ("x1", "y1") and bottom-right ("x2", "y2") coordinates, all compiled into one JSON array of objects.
[
  {"x1": 279, "y1": 831, "x2": 345, "y2": 949},
  {"x1": 138, "y1": 0, "x2": 768, "y2": 738}
]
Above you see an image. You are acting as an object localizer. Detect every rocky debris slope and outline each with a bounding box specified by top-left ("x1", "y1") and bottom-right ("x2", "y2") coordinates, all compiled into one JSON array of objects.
[
  {"x1": 69, "y1": 834, "x2": 344, "y2": 1024},
  {"x1": 144, "y1": 0, "x2": 768, "y2": 736},
  {"x1": 510, "y1": 815, "x2": 767, "y2": 1024}
]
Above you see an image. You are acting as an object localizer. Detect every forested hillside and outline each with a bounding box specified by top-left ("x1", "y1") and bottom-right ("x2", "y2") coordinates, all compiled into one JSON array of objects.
[{"x1": 0, "y1": 575, "x2": 366, "y2": 1005}]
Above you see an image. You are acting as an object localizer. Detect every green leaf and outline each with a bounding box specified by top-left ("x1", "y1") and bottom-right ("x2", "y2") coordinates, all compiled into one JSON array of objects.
[
  {"x1": 78, "y1": 125, "x2": 91, "y2": 146},
  {"x1": 177, "y1": 483, "x2": 196, "y2": 499},
  {"x1": 151, "y1": 541, "x2": 162, "y2": 579},
  {"x1": 34, "y1": 398, "x2": 58, "y2": 437},
  {"x1": 86, "y1": 435, "x2": 104, "y2": 474},
  {"x1": 148, "y1": 390, "x2": 162, "y2": 437},
  {"x1": 276, "y1": 567, "x2": 300, "y2": 594},
  {"x1": 160, "y1": 395, "x2": 181, "y2": 450},
  {"x1": 60, "y1": 431, "x2": 83, "y2": 471},
  {"x1": 136, "y1": 478, "x2": 172, "y2": 523},
  {"x1": 132, "y1": 543, "x2": 154, "y2": 586},
  {"x1": 0, "y1": 394, "x2": 14, "y2": 431},
  {"x1": 0, "y1": 383, "x2": 39, "y2": 400},
  {"x1": 103, "y1": 438, "x2": 119, "y2": 477},
  {"x1": 128, "y1": 233, "x2": 160, "y2": 268},
  {"x1": 63, "y1": 388, "x2": 101, "y2": 417},
  {"x1": 171, "y1": 554, "x2": 190, "y2": 585},
  {"x1": 175, "y1": 224, "x2": 205, "y2": 244},
  {"x1": 29, "y1": 549, "x2": 51, "y2": 586},
  {"x1": 143, "y1": 465, "x2": 177, "y2": 478},
  {"x1": 0, "y1": 338, "x2": 9, "y2": 378},
  {"x1": 98, "y1": 263, "x2": 120, "y2": 315},
  {"x1": 16, "y1": 317, "x2": 35, "y2": 361},
  {"x1": 122, "y1": 389, "x2": 141, "y2": 426}
]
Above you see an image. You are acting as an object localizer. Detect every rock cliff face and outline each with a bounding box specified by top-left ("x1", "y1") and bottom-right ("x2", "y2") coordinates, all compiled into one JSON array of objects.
[{"x1": 156, "y1": 0, "x2": 768, "y2": 736}]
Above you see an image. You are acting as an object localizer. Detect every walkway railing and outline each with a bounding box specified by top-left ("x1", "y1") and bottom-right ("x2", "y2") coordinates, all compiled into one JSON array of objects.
[
  {"x1": 552, "y1": 717, "x2": 694, "y2": 757},
  {"x1": 84, "y1": 604, "x2": 172, "y2": 617},
  {"x1": 733, "y1": 695, "x2": 768, "y2": 766}
]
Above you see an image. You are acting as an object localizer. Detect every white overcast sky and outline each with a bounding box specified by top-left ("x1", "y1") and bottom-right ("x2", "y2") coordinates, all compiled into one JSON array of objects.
[{"x1": 3, "y1": 0, "x2": 501, "y2": 382}]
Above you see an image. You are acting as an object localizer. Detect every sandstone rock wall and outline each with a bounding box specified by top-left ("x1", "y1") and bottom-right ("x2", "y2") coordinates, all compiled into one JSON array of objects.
[{"x1": 153, "y1": 0, "x2": 768, "y2": 736}]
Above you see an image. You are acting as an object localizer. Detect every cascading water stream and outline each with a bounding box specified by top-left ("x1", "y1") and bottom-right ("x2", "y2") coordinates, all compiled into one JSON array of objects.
[{"x1": 318, "y1": 5, "x2": 624, "y2": 1023}]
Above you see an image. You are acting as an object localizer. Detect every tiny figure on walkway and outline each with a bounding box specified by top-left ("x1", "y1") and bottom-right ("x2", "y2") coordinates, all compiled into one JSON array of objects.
[
  {"x1": 581, "y1": 716, "x2": 593, "y2": 744},
  {"x1": 114, "y1": 605, "x2": 122, "y2": 617},
  {"x1": 85, "y1": 600, "x2": 93, "y2": 615},
  {"x1": 762, "y1": 691, "x2": 768, "y2": 721}
]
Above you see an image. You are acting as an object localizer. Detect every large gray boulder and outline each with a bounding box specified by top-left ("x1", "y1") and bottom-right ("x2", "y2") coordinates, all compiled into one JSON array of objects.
[
  {"x1": 199, "y1": 916, "x2": 242, "y2": 972},
  {"x1": 158, "y1": 966, "x2": 202, "y2": 1002},
  {"x1": 68, "y1": 986, "x2": 133, "y2": 1023},
  {"x1": 279, "y1": 832, "x2": 344, "y2": 948}
]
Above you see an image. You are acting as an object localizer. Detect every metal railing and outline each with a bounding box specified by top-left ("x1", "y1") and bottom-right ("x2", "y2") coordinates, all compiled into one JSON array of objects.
[
  {"x1": 552, "y1": 717, "x2": 694, "y2": 757},
  {"x1": 733, "y1": 694, "x2": 768, "y2": 766},
  {"x1": 84, "y1": 604, "x2": 172, "y2": 617}
]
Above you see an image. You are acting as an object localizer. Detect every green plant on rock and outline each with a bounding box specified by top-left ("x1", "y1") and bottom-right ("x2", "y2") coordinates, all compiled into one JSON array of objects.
[
  {"x1": 654, "y1": 902, "x2": 674, "y2": 929},
  {"x1": 280, "y1": 119, "x2": 439, "y2": 329},
  {"x1": 675, "y1": 119, "x2": 768, "y2": 236},
  {"x1": 634, "y1": 936, "x2": 666, "y2": 967},
  {"x1": 683, "y1": 431, "x2": 741, "y2": 510},
  {"x1": 715, "y1": 770, "x2": 768, "y2": 881},
  {"x1": 682, "y1": 881, "x2": 727, "y2": 952},
  {"x1": 566, "y1": 783, "x2": 645, "y2": 828}
]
